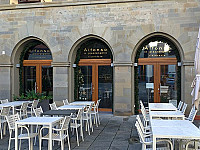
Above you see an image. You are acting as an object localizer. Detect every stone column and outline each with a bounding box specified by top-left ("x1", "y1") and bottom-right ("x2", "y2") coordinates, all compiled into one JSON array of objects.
[
  {"x1": 52, "y1": 62, "x2": 69, "y2": 104},
  {"x1": 113, "y1": 62, "x2": 132, "y2": 116},
  {"x1": 0, "y1": 65, "x2": 12, "y2": 100}
]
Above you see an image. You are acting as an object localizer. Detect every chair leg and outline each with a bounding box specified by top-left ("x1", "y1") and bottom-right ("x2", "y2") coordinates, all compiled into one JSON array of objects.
[
  {"x1": 0, "y1": 122, "x2": 2, "y2": 139},
  {"x1": 61, "y1": 140, "x2": 64, "y2": 150},
  {"x1": 80, "y1": 122, "x2": 84, "y2": 142},
  {"x1": 75, "y1": 126, "x2": 79, "y2": 146},
  {"x1": 39, "y1": 138, "x2": 42, "y2": 150},
  {"x1": 8, "y1": 133, "x2": 12, "y2": 150},
  {"x1": 97, "y1": 113, "x2": 100, "y2": 125},
  {"x1": 67, "y1": 130, "x2": 71, "y2": 150}
]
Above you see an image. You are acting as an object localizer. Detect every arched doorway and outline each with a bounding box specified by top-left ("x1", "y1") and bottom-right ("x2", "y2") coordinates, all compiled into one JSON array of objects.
[
  {"x1": 74, "y1": 39, "x2": 113, "y2": 111},
  {"x1": 135, "y1": 36, "x2": 181, "y2": 107},
  {"x1": 20, "y1": 41, "x2": 53, "y2": 96}
]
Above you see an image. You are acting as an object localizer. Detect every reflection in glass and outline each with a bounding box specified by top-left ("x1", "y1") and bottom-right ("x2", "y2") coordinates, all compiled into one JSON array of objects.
[
  {"x1": 138, "y1": 65, "x2": 154, "y2": 107},
  {"x1": 42, "y1": 66, "x2": 53, "y2": 96},
  {"x1": 98, "y1": 66, "x2": 113, "y2": 109},
  {"x1": 23, "y1": 66, "x2": 36, "y2": 93},
  {"x1": 160, "y1": 65, "x2": 177, "y2": 103},
  {"x1": 78, "y1": 66, "x2": 92, "y2": 101}
]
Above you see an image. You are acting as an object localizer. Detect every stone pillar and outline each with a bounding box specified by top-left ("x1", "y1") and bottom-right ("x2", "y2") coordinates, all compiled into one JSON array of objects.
[
  {"x1": 52, "y1": 62, "x2": 69, "y2": 104},
  {"x1": 113, "y1": 62, "x2": 132, "y2": 116},
  {"x1": 0, "y1": 65, "x2": 12, "y2": 100}
]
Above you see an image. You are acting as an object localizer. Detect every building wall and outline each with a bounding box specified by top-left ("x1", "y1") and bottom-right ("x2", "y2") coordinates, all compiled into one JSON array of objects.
[{"x1": 0, "y1": 0, "x2": 199, "y2": 115}]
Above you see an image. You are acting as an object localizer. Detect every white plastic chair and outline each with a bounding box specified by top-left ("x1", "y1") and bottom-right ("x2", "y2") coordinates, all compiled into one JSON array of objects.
[
  {"x1": 15, "y1": 102, "x2": 28, "y2": 119},
  {"x1": 136, "y1": 115, "x2": 151, "y2": 135},
  {"x1": 140, "y1": 106, "x2": 150, "y2": 127},
  {"x1": 34, "y1": 106, "x2": 43, "y2": 117},
  {"x1": 49, "y1": 102, "x2": 58, "y2": 110},
  {"x1": 0, "y1": 106, "x2": 11, "y2": 139},
  {"x1": 82, "y1": 104, "x2": 93, "y2": 135},
  {"x1": 135, "y1": 121, "x2": 173, "y2": 150},
  {"x1": 177, "y1": 101, "x2": 183, "y2": 111},
  {"x1": 63, "y1": 99, "x2": 69, "y2": 105},
  {"x1": 39, "y1": 116, "x2": 71, "y2": 150},
  {"x1": 181, "y1": 103, "x2": 187, "y2": 114},
  {"x1": 186, "y1": 105, "x2": 197, "y2": 122},
  {"x1": 91, "y1": 99, "x2": 101, "y2": 127},
  {"x1": 70, "y1": 109, "x2": 84, "y2": 146},
  {"x1": 27, "y1": 100, "x2": 38, "y2": 116},
  {"x1": 6, "y1": 114, "x2": 38, "y2": 150},
  {"x1": 0, "y1": 99, "x2": 9, "y2": 104}
]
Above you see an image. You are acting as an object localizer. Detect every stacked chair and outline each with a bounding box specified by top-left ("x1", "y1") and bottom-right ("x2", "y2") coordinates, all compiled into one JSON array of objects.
[{"x1": 136, "y1": 101, "x2": 173, "y2": 150}]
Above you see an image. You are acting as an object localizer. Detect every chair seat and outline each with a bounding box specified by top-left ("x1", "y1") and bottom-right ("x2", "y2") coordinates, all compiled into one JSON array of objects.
[
  {"x1": 18, "y1": 133, "x2": 38, "y2": 139},
  {"x1": 70, "y1": 123, "x2": 81, "y2": 128},
  {"x1": 42, "y1": 133, "x2": 68, "y2": 140}
]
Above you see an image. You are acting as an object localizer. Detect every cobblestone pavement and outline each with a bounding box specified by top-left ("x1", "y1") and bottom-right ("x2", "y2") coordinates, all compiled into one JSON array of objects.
[
  {"x1": 1, "y1": 113, "x2": 200, "y2": 150},
  {"x1": 0, "y1": 113, "x2": 142, "y2": 150}
]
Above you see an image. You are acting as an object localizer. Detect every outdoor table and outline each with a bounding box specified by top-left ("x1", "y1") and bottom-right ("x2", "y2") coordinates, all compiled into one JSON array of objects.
[
  {"x1": 41, "y1": 109, "x2": 78, "y2": 116},
  {"x1": 149, "y1": 111, "x2": 184, "y2": 120},
  {"x1": 0, "y1": 101, "x2": 32, "y2": 114},
  {"x1": 15, "y1": 116, "x2": 63, "y2": 150},
  {"x1": 69, "y1": 101, "x2": 95, "y2": 106},
  {"x1": 58, "y1": 105, "x2": 86, "y2": 110},
  {"x1": 149, "y1": 103, "x2": 177, "y2": 111},
  {"x1": 151, "y1": 120, "x2": 200, "y2": 150}
]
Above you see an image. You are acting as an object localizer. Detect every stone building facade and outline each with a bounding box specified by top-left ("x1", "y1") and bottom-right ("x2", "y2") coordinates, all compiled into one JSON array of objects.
[{"x1": 0, "y1": 0, "x2": 199, "y2": 115}]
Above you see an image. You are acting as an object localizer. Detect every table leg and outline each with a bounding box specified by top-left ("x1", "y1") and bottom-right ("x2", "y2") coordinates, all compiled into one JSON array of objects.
[
  {"x1": 153, "y1": 135, "x2": 156, "y2": 150},
  {"x1": 15, "y1": 123, "x2": 18, "y2": 150},
  {"x1": 49, "y1": 124, "x2": 52, "y2": 150},
  {"x1": 30, "y1": 125, "x2": 33, "y2": 150}
]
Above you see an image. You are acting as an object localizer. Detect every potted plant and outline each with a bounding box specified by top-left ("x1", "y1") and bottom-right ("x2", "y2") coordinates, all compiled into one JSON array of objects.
[{"x1": 13, "y1": 90, "x2": 53, "y2": 112}]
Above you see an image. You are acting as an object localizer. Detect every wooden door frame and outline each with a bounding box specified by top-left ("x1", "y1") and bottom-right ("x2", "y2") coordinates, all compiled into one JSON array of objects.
[
  {"x1": 138, "y1": 58, "x2": 177, "y2": 103},
  {"x1": 79, "y1": 59, "x2": 112, "y2": 111},
  {"x1": 23, "y1": 60, "x2": 52, "y2": 93}
]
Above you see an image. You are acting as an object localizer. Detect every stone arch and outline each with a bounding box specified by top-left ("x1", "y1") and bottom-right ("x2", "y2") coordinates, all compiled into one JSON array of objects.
[
  {"x1": 132, "y1": 32, "x2": 184, "y2": 62},
  {"x1": 11, "y1": 36, "x2": 52, "y2": 98},
  {"x1": 68, "y1": 34, "x2": 114, "y2": 102},
  {"x1": 131, "y1": 32, "x2": 184, "y2": 114}
]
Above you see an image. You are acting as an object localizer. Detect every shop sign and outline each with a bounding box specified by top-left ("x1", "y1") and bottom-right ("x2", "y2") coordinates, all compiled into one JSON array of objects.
[
  {"x1": 80, "y1": 47, "x2": 111, "y2": 59},
  {"x1": 28, "y1": 48, "x2": 52, "y2": 60}
]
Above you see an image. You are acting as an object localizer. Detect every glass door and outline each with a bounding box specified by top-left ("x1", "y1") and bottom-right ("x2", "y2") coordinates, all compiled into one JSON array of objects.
[
  {"x1": 78, "y1": 66, "x2": 92, "y2": 101},
  {"x1": 138, "y1": 65, "x2": 154, "y2": 107},
  {"x1": 98, "y1": 66, "x2": 113, "y2": 109},
  {"x1": 23, "y1": 60, "x2": 52, "y2": 95},
  {"x1": 78, "y1": 59, "x2": 113, "y2": 111},
  {"x1": 138, "y1": 58, "x2": 177, "y2": 104},
  {"x1": 23, "y1": 66, "x2": 36, "y2": 92},
  {"x1": 42, "y1": 66, "x2": 53, "y2": 96},
  {"x1": 160, "y1": 65, "x2": 177, "y2": 103}
]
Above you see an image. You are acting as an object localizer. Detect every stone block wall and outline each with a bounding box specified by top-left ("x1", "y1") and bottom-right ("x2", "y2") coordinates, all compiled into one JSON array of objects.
[{"x1": 0, "y1": 0, "x2": 199, "y2": 114}]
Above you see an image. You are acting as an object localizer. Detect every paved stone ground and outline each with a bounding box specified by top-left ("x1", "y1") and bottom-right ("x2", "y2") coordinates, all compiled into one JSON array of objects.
[
  {"x1": 1, "y1": 113, "x2": 200, "y2": 150},
  {"x1": 0, "y1": 113, "x2": 142, "y2": 150}
]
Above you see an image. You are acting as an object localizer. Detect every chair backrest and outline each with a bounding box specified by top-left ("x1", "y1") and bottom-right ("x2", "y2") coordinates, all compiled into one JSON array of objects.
[
  {"x1": 181, "y1": 103, "x2": 187, "y2": 114},
  {"x1": 188, "y1": 105, "x2": 197, "y2": 122},
  {"x1": 61, "y1": 116, "x2": 71, "y2": 130},
  {"x1": 77, "y1": 109, "x2": 83, "y2": 120},
  {"x1": 32, "y1": 100, "x2": 38, "y2": 109},
  {"x1": 136, "y1": 115, "x2": 146, "y2": 134},
  {"x1": 0, "y1": 99, "x2": 9, "y2": 104},
  {"x1": 1, "y1": 106, "x2": 11, "y2": 116},
  {"x1": 6, "y1": 113, "x2": 20, "y2": 130},
  {"x1": 177, "y1": 101, "x2": 183, "y2": 110},
  {"x1": 63, "y1": 99, "x2": 69, "y2": 105},
  {"x1": 49, "y1": 102, "x2": 57, "y2": 110},
  {"x1": 34, "y1": 106, "x2": 43, "y2": 117},
  {"x1": 135, "y1": 121, "x2": 145, "y2": 143}
]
